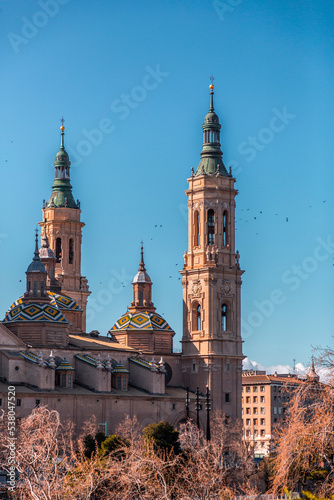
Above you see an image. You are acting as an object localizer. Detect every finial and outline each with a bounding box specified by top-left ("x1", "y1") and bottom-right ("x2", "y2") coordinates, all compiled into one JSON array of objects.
[
  {"x1": 209, "y1": 76, "x2": 215, "y2": 112},
  {"x1": 60, "y1": 117, "x2": 65, "y2": 148},
  {"x1": 34, "y1": 228, "x2": 39, "y2": 259},
  {"x1": 139, "y1": 241, "x2": 145, "y2": 271},
  {"x1": 41, "y1": 218, "x2": 49, "y2": 249}
]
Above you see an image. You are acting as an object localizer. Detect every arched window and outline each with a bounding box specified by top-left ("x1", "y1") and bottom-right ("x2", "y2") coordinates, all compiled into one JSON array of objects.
[
  {"x1": 207, "y1": 209, "x2": 215, "y2": 245},
  {"x1": 194, "y1": 211, "x2": 199, "y2": 247},
  {"x1": 69, "y1": 238, "x2": 74, "y2": 264},
  {"x1": 56, "y1": 238, "x2": 62, "y2": 263},
  {"x1": 192, "y1": 302, "x2": 201, "y2": 331},
  {"x1": 222, "y1": 304, "x2": 227, "y2": 331},
  {"x1": 197, "y1": 304, "x2": 201, "y2": 331},
  {"x1": 223, "y1": 211, "x2": 228, "y2": 247}
]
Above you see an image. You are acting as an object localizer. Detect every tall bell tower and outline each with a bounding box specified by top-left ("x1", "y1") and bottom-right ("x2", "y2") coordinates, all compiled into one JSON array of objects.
[
  {"x1": 180, "y1": 82, "x2": 244, "y2": 419},
  {"x1": 39, "y1": 122, "x2": 90, "y2": 331}
]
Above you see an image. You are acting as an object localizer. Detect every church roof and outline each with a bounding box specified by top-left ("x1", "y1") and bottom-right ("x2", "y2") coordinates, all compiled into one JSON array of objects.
[
  {"x1": 110, "y1": 311, "x2": 173, "y2": 332},
  {"x1": 6, "y1": 292, "x2": 82, "y2": 315},
  {"x1": 3, "y1": 302, "x2": 68, "y2": 324}
]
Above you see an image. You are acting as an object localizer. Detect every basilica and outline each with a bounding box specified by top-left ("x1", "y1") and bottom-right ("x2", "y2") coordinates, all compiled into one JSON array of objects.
[{"x1": 0, "y1": 84, "x2": 244, "y2": 432}]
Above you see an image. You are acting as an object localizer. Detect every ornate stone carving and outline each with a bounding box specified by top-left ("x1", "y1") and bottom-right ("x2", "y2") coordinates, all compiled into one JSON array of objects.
[
  {"x1": 221, "y1": 280, "x2": 232, "y2": 295},
  {"x1": 191, "y1": 281, "x2": 202, "y2": 297}
]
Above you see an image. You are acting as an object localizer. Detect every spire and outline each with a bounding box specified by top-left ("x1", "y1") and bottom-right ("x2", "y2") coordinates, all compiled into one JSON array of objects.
[
  {"x1": 139, "y1": 241, "x2": 146, "y2": 272},
  {"x1": 33, "y1": 228, "x2": 40, "y2": 261},
  {"x1": 41, "y1": 219, "x2": 49, "y2": 249},
  {"x1": 27, "y1": 229, "x2": 46, "y2": 272},
  {"x1": 46, "y1": 121, "x2": 78, "y2": 209},
  {"x1": 195, "y1": 78, "x2": 228, "y2": 177}
]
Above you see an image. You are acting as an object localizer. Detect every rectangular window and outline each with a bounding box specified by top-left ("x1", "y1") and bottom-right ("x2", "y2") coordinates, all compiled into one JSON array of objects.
[
  {"x1": 226, "y1": 363, "x2": 230, "y2": 371},
  {"x1": 260, "y1": 407, "x2": 265, "y2": 414},
  {"x1": 278, "y1": 407, "x2": 282, "y2": 414},
  {"x1": 67, "y1": 374, "x2": 72, "y2": 389},
  {"x1": 260, "y1": 418, "x2": 265, "y2": 425},
  {"x1": 246, "y1": 387, "x2": 250, "y2": 393},
  {"x1": 253, "y1": 407, "x2": 258, "y2": 414},
  {"x1": 253, "y1": 418, "x2": 258, "y2": 426},
  {"x1": 246, "y1": 396, "x2": 250, "y2": 403},
  {"x1": 260, "y1": 430, "x2": 265, "y2": 437},
  {"x1": 35, "y1": 399, "x2": 40, "y2": 407},
  {"x1": 246, "y1": 408, "x2": 250, "y2": 414},
  {"x1": 260, "y1": 396, "x2": 265, "y2": 403},
  {"x1": 172, "y1": 403, "x2": 176, "y2": 410},
  {"x1": 273, "y1": 386, "x2": 277, "y2": 392},
  {"x1": 16, "y1": 399, "x2": 21, "y2": 407},
  {"x1": 117, "y1": 377, "x2": 121, "y2": 390},
  {"x1": 246, "y1": 419, "x2": 250, "y2": 426},
  {"x1": 273, "y1": 407, "x2": 277, "y2": 414},
  {"x1": 225, "y1": 393, "x2": 230, "y2": 403},
  {"x1": 123, "y1": 377, "x2": 127, "y2": 391},
  {"x1": 253, "y1": 396, "x2": 258, "y2": 403},
  {"x1": 260, "y1": 386, "x2": 265, "y2": 392},
  {"x1": 254, "y1": 429, "x2": 258, "y2": 437},
  {"x1": 139, "y1": 290, "x2": 143, "y2": 306},
  {"x1": 61, "y1": 374, "x2": 66, "y2": 388},
  {"x1": 246, "y1": 429, "x2": 251, "y2": 437},
  {"x1": 253, "y1": 386, "x2": 258, "y2": 392}
]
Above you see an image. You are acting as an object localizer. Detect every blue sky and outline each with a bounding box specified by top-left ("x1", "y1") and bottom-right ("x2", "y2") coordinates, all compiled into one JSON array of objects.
[{"x1": 1, "y1": 0, "x2": 333, "y2": 372}]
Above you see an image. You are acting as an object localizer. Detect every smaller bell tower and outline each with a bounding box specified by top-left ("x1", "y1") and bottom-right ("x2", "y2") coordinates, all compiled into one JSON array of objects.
[
  {"x1": 39, "y1": 121, "x2": 90, "y2": 331},
  {"x1": 180, "y1": 82, "x2": 244, "y2": 419}
]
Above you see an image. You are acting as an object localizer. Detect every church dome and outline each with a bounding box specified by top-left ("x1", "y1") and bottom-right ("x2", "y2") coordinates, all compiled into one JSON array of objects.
[
  {"x1": 132, "y1": 269, "x2": 152, "y2": 284},
  {"x1": 3, "y1": 292, "x2": 80, "y2": 323},
  {"x1": 110, "y1": 311, "x2": 172, "y2": 332},
  {"x1": 204, "y1": 111, "x2": 219, "y2": 124},
  {"x1": 3, "y1": 301, "x2": 68, "y2": 324},
  {"x1": 26, "y1": 259, "x2": 47, "y2": 273}
]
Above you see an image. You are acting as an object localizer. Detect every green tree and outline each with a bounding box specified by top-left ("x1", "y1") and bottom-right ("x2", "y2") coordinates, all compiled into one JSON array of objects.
[
  {"x1": 100, "y1": 434, "x2": 129, "y2": 459},
  {"x1": 143, "y1": 421, "x2": 181, "y2": 455}
]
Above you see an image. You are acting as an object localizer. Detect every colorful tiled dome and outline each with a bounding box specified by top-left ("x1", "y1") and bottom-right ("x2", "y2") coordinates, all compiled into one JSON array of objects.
[
  {"x1": 110, "y1": 311, "x2": 172, "y2": 332},
  {"x1": 3, "y1": 292, "x2": 80, "y2": 323},
  {"x1": 3, "y1": 302, "x2": 68, "y2": 323}
]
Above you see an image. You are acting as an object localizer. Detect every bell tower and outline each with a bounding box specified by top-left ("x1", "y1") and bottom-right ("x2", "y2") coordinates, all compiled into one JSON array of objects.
[
  {"x1": 39, "y1": 121, "x2": 90, "y2": 331},
  {"x1": 180, "y1": 82, "x2": 244, "y2": 419}
]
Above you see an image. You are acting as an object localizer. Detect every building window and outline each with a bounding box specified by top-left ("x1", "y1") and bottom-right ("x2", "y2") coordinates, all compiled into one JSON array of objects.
[
  {"x1": 246, "y1": 387, "x2": 250, "y2": 393},
  {"x1": 260, "y1": 407, "x2": 265, "y2": 414},
  {"x1": 254, "y1": 429, "x2": 258, "y2": 437},
  {"x1": 172, "y1": 403, "x2": 176, "y2": 410},
  {"x1": 260, "y1": 429, "x2": 265, "y2": 436},
  {"x1": 207, "y1": 209, "x2": 215, "y2": 245},
  {"x1": 33, "y1": 281, "x2": 37, "y2": 297},
  {"x1": 61, "y1": 374, "x2": 66, "y2": 388},
  {"x1": 253, "y1": 419, "x2": 258, "y2": 426},
  {"x1": 69, "y1": 238, "x2": 74, "y2": 264},
  {"x1": 123, "y1": 377, "x2": 127, "y2": 391},
  {"x1": 0, "y1": 399, "x2": 2, "y2": 406},
  {"x1": 246, "y1": 419, "x2": 250, "y2": 426},
  {"x1": 192, "y1": 363, "x2": 196, "y2": 371},
  {"x1": 273, "y1": 407, "x2": 277, "y2": 414},
  {"x1": 246, "y1": 396, "x2": 250, "y2": 403},
  {"x1": 260, "y1": 386, "x2": 265, "y2": 392},
  {"x1": 246, "y1": 408, "x2": 250, "y2": 414},
  {"x1": 253, "y1": 396, "x2": 258, "y2": 403},
  {"x1": 139, "y1": 290, "x2": 144, "y2": 306},
  {"x1": 261, "y1": 418, "x2": 265, "y2": 425},
  {"x1": 192, "y1": 303, "x2": 201, "y2": 331},
  {"x1": 35, "y1": 399, "x2": 40, "y2": 407},
  {"x1": 226, "y1": 362, "x2": 230, "y2": 371},
  {"x1": 246, "y1": 429, "x2": 251, "y2": 437},
  {"x1": 253, "y1": 386, "x2": 258, "y2": 392},
  {"x1": 221, "y1": 304, "x2": 227, "y2": 331},
  {"x1": 260, "y1": 396, "x2": 265, "y2": 403},
  {"x1": 225, "y1": 393, "x2": 230, "y2": 403},
  {"x1": 273, "y1": 396, "x2": 277, "y2": 402},
  {"x1": 273, "y1": 386, "x2": 277, "y2": 392},
  {"x1": 194, "y1": 211, "x2": 199, "y2": 247},
  {"x1": 253, "y1": 407, "x2": 258, "y2": 414},
  {"x1": 223, "y1": 211, "x2": 228, "y2": 246},
  {"x1": 16, "y1": 399, "x2": 21, "y2": 407},
  {"x1": 68, "y1": 374, "x2": 72, "y2": 389},
  {"x1": 274, "y1": 418, "x2": 277, "y2": 423},
  {"x1": 56, "y1": 237, "x2": 62, "y2": 263},
  {"x1": 117, "y1": 377, "x2": 122, "y2": 390},
  {"x1": 278, "y1": 407, "x2": 282, "y2": 414}
]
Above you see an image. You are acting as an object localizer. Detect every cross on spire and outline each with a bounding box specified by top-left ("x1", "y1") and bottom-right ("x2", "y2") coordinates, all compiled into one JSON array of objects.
[
  {"x1": 60, "y1": 117, "x2": 65, "y2": 126},
  {"x1": 210, "y1": 74, "x2": 215, "y2": 85}
]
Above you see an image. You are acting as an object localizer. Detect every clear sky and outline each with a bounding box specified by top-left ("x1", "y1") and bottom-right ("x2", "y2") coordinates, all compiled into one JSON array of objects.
[{"x1": 1, "y1": 0, "x2": 333, "y2": 373}]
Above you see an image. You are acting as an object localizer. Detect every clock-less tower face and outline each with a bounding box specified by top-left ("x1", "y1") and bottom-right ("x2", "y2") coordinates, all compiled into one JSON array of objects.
[{"x1": 180, "y1": 84, "x2": 244, "y2": 420}]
